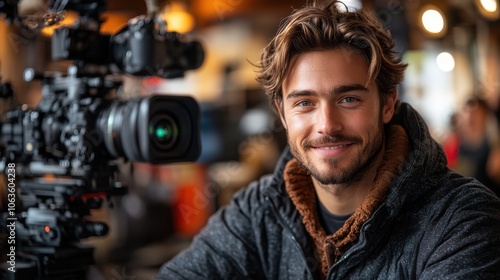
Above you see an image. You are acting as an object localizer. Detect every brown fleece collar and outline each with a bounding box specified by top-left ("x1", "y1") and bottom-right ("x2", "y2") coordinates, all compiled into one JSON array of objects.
[{"x1": 283, "y1": 124, "x2": 410, "y2": 279}]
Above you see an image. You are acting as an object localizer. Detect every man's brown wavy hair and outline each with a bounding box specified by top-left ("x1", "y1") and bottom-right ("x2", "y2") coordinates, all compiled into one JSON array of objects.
[{"x1": 255, "y1": 0, "x2": 407, "y2": 108}]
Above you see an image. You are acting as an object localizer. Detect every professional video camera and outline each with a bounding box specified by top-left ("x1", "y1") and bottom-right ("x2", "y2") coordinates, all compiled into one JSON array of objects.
[{"x1": 0, "y1": 0, "x2": 204, "y2": 279}]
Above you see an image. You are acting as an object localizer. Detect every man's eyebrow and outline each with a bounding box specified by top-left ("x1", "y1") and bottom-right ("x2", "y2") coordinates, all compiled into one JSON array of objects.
[
  {"x1": 286, "y1": 90, "x2": 317, "y2": 101},
  {"x1": 285, "y1": 84, "x2": 369, "y2": 101},
  {"x1": 332, "y1": 84, "x2": 369, "y2": 94}
]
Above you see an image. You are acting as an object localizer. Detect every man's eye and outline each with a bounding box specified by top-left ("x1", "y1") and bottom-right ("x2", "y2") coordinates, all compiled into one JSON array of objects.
[
  {"x1": 296, "y1": 100, "x2": 313, "y2": 107},
  {"x1": 342, "y1": 97, "x2": 358, "y2": 103}
]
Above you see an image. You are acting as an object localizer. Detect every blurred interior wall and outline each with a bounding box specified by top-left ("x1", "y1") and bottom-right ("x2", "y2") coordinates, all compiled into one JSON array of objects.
[
  {"x1": 476, "y1": 18, "x2": 500, "y2": 109},
  {"x1": 0, "y1": 19, "x2": 47, "y2": 106}
]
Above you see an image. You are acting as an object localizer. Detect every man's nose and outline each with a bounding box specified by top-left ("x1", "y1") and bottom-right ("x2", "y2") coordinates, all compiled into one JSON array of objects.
[{"x1": 317, "y1": 103, "x2": 343, "y2": 135}]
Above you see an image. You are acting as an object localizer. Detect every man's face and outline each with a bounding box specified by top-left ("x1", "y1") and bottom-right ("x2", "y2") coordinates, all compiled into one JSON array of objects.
[{"x1": 278, "y1": 48, "x2": 397, "y2": 185}]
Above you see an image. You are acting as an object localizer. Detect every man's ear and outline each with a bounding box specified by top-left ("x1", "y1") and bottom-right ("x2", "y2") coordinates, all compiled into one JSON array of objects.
[
  {"x1": 274, "y1": 100, "x2": 287, "y2": 130},
  {"x1": 382, "y1": 90, "x2": 398, "y2": 124}
]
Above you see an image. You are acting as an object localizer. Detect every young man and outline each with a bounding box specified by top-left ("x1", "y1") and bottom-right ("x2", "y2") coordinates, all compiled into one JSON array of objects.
[{"x1": 156, "y1": 1, "x2": 500, "y2": 279}]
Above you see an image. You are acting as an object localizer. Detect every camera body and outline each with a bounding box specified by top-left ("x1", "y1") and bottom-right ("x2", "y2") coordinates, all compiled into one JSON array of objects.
[
  {"x1": 52, "y1": 14, "x2": 204, "y2": 78},
  {"x1": 2, "y1": 69, "x2": 201, "y2": 168}
]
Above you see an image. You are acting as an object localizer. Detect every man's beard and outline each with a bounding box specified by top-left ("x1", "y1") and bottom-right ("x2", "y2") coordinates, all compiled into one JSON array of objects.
[{"x1": 288, "y1": 117, "x2": 385, "y2": 186}]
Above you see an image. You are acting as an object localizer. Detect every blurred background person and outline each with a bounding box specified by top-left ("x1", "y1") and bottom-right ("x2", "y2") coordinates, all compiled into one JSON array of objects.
[
  {"x1": 487, "y1": 105, "x2": 500, "y2": 191},
  {"x1": 454, "y1": 94, "x2": 500, "y2": 197},
  {"x1": 442, "y1": 112, "x2": 461, "y2": 169}
]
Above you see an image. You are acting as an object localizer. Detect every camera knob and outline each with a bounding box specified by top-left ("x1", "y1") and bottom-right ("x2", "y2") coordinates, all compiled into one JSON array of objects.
[{"x1": 23, "y1": 68, "x2": 43, "y2": 82}]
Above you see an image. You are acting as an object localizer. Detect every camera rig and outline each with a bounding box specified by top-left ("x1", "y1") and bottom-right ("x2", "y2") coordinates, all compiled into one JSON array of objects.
[{"x1": 0, "y1": 0, "x2": 204, "y2": 279}]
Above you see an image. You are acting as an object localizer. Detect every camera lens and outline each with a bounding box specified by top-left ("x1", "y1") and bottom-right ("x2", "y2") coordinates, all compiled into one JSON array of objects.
[
  {"x1": 98, "y1": 95, "x2": 200, "y2": 164},
  {"x1": 148, "y1": 114, "x2": 178, "y2": 149}
]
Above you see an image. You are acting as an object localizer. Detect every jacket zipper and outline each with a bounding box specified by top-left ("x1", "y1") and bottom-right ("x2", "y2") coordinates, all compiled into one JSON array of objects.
[{"x1": 265, "y1": 195, "x2": 315, "y2": 280}]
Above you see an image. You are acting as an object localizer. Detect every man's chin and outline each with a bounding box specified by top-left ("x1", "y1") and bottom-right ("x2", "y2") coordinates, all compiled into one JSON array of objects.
[{"x1": 308, "y1": 161, "x2": 363, "y2": 185}]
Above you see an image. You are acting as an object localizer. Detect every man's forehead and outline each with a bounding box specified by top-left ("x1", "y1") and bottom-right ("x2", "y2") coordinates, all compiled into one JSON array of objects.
[{"x1": 282, "y1": 48, "x2": 372, "y2": 95}]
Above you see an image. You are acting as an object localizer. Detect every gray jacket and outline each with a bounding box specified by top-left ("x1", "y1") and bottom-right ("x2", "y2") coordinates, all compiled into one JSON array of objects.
[{"x1": 157, "y1": 103, "x2": 500, "y2": 279}]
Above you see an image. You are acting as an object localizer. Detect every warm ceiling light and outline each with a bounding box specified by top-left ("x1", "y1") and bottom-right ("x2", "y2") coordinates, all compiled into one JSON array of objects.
[
  {"x1": 476, "y1": 0, "x2": 500, "y2": 20},
  {"x1": 419, "y1": 5, "x2": 447, "y2": 38},
  {"x1": 436, "y1": 52, "x2": 455, "y2": 72},
  {"x1": 480, "y1": 0, "x2": 498, "y2": 12},
  {"x1": 422, "y1": 9, "x2": 444, "y2": 33},
  {"x1": 162, "y1": 2, "x2": 195, "y2": 33}
]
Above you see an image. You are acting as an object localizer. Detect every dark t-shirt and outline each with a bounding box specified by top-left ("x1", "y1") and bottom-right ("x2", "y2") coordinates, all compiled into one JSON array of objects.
[{"x1": 317, "y1": 199, "x2": 353, "y2": 235}]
